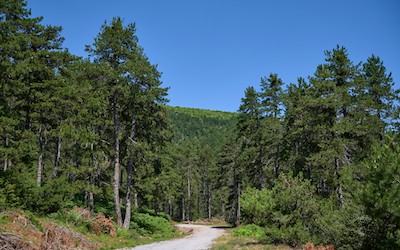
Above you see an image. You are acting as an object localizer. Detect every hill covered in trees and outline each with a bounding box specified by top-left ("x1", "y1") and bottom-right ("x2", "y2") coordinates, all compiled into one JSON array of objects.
[{"x1": 166, "y1": 106, "x2": 237, "y2": 148}]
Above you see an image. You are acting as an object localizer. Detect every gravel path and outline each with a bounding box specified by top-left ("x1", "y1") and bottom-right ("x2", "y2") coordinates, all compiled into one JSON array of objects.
[{"x1": 120, "y1": 224, "x2": 225, "y2": 250}]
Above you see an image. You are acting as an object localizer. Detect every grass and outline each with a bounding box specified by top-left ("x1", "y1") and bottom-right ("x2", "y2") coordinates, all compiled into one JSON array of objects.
[
  {"x1": 211, "y1": 228, "x2": 294, "y2": 250},
  {"x1": 191, "y1": 217, "x2": 232, "y2": 227}
]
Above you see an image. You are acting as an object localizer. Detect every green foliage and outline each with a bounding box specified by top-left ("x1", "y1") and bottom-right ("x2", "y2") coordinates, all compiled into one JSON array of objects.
[
  {"x1": 240, "y1": 188, "x2": 274, "y2": 226},
  {"x1": 0, "y1": 176, "x2": 20, "y2": 210},
  {"x1": 131, "y1": 213, "x2": 177, "y2": 238},
  {"x1": 261, "y1": 221, "x2": 312, "y2": 247},
  {"x1": 232, "y1": 224, "x2": 265, "y2": 238},
  {"x1": 1, "y1": 2, "x2": 400, "y2": 249},
  {"x1": 314, "y1": 200, "x2": 366, "y2": 249},
  {"x1": 49, "y1": 208, "x2": 92, "y2": 232},
  {"x1": 240, "y1": 174, "x2": 319, "y2": 247},
  {"x1": 356, "y1": 137, "x2": 400, "y2": 249},
  {"x1": 138, "y1": 207, "x2": 171, "y2": 221},
  {"x1": 240, "y1": 173, "x2": 366, "y2": 249},
  {"x1": 166, "y1": 106, "x2": 236, "y2": 149}
]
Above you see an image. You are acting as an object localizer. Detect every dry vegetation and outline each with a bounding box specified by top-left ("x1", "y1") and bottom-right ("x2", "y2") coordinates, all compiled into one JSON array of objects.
[
  {"x1": 0, "y1": 209, "x2": 179, "y2": 250},
  {"x1": 0, "y1": 210, "x2": 100, "y2": 249}
]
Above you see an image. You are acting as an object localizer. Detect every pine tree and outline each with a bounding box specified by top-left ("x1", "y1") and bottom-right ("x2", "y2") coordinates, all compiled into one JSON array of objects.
[
  {"x1": 216, "y1": 135, "x2": 242, "y2": 225},
  {"x1": 0, "y1": 0, "x2": 71, "y2": 187},
  {"x1": 87, "y1": 17, "x2": 169, "y2": 228},
  {"x1": 237, "y1": 86, "x2": 264, "y2": 188},
  {"x1": 259, "y1": 74, "x2": 284, "y2": 179}
]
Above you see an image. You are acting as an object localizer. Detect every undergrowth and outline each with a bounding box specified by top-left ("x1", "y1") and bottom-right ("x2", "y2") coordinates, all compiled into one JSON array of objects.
[{"x1": 0, "y1": 207, "x2": 179, "y2": 249}]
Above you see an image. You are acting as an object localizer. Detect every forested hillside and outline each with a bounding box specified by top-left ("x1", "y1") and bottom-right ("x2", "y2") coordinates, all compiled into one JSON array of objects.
[
  {"x1": 166, "y1": 106, "x2": 236, "y2": 148},
  {"x1": 149, "y1": 106, "x2": 237, "y2": 222},
  {"x1": 1, "y1": 1, "x2": 400, "y2": 250}
]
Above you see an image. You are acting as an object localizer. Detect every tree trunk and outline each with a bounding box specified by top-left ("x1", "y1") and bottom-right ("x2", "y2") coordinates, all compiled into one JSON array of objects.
[
  {"x1": 181, "y1": 166, "x2": 186, "y2": 222},
  {"x1": 86, "y1": 171, "x2": 95, "y2": 214},
  {"x1": 187, "y1": 166, "x2": 191, "y2": 221},
  {"x1": 88, "y1": 190, "x2": 94, "y2": 213},
  {"x1": 275, "y1": 145, "x2": 280, "y2": 179},
  {"x1": 53, "y1": 135, "x2": 61, "y2": 178},
  {"x1": 207, "y1": 184, "x2": 211, "y2": 220},
  {"x1": 113, "y1": 92, "x2": 122, "y2": 227},
  {"x1": 233, "y1": 164, "x2": 240, "y2": 226},
  {"x1": 335, "y1": 157, "x2": 344, "y2": 205},
  {"x1": 3, "y1": 137, "x2": 8, "y2": 172},
  {"x1": 86, "y1": 142, "x2": 98, "y2": 213},
  {"x1": 133, "y1": 189, "x2": 138, "y2": 209},
  {"x1": 181, "y1": 195, "x2": 185, "y2": 221},
  {"x1": 123, "y1": 115, "x2": 137, "y2": 229},
  {"x1": 123, "y1": 158, "x2": 133, "y2": 229},
  {"x1": 165, "y1": 198, "x2": 172, "y2": 217},
  {"x1": 37, "y1": 124, "x2": 44, "y2": 187},
  {"x1": 259, "y1": 146, "x2": 265, "y2": 189}
]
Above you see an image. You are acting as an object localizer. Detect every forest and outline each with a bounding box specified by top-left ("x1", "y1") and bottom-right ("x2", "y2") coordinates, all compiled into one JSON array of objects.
[{"x1": 1, "y1": 0, "x2": 400, "y2": 249}]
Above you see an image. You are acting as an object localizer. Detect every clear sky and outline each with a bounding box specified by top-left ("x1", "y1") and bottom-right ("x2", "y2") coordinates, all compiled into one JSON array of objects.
[{"x1": 28, "y1": 0, "x2": 400, "y2": 112}]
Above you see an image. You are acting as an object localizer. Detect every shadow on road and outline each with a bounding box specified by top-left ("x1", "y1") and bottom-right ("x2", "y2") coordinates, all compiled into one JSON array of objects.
[{"x1": 211, "y1": 225, "x2": 233, "y2": 229}]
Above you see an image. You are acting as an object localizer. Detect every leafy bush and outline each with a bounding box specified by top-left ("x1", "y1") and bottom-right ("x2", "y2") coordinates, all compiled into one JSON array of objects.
[
  {"x1": 314, "y1": 199, "x2": 366, "y2": 249},
  {"x1": 48, "y1": 207, "x2": 93, "y2": 233},
  {"x1": 240, "y1": 171, "x2": 379, "y2": 249},
  {"x1": 138, "y1": 207, "x2": 172, "y2": 221},
  {"x1": 355, "y1": 139, "x2": 400, "y2": 249},
  {"x1": 131, "y1": 213, "x2": 177, "y2": 238},
  {"x1": 241, "y1": 173, "x2": 320, "y2": 246},
  {"x1": 240, "y1": 188, "x2": 274, "y2": 226},
  {"x1": 232, "y1": 224, "x2": 265, "y2": 237},
  {"x1": 261, "y1": 221, "x2": 312, "y2": 246},
  {"x1": 0, "y1": 177, "x2": 20, "y2": 210},
  {"x1": 0, "y1": 170, "x2": 35, "y2": 211}
]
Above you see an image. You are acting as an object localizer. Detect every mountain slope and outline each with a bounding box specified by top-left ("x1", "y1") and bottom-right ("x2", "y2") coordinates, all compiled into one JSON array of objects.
[{"x1": 165, "y1": 106, "x2": 237, "y2": 149}]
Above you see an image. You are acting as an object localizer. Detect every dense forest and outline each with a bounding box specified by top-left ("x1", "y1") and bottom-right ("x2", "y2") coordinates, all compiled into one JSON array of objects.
[{"x1": 1, "y1": 1, "x2": 400, "y2": 249}]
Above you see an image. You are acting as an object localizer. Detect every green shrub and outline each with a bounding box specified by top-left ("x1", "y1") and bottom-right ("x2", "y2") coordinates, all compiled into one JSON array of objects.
[
  {"x1": 353, "y1": 139, "x2": 400, "y2": 249},
  {"x1": 261, "y1": 221, "x2": 312, "y2": 247},
  {"x1": 0, "y1": 178, "x2": 20, "y2": 210},
  {"x1": 240, "y1": 173, "x2": 321, "y2": 247},
  {"x1": 232, "y1": 224, "x2": 265, "y2": 237},
  {"x1": 240, "y1": 188, "x2": 274, "y2": 226},
  {"x1": 314, "y1": 199, "x2": 366, "y2": 249},
  {"x1": 138, "y1": 207, "x2": 172, "y2": 221},
  {"x1": 48, "y1": 207, "x2": 93, "y2": 233},
  {"x1": 131, "y1": 213, "x2": 177, "y2": 237},
  {"x1": 240, "y1": 172, "x2": 373, "y2": 249}
]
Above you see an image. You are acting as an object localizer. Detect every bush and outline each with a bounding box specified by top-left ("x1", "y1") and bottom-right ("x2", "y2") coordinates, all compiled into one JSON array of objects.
[
  {"x1": 232, "y1": 224, "x2": 265, "y2": 237},
  {"x1": 354, "y1": 139, "x2": 400, "y2": 249},
  {"x1": 138, "y1": 207, "x2": 172, "y2": 221},
  {"x1": 314, "y1": 199, "x2": 366, "y2": 249},
  {"x1": 261, "y1": 221, "x2": 312, "y2": 247},
  {"x1": 92, "y1": 213, "x2": 116, "y2": 237},
  {"x1": 240, "y1": 173, "x2": 327, "y2": 247},
  {"x1": 131, "y1": 213, "x2": 177, "y2": 238},
  {"x1": 240, "y1": 171, "x2": 375, "y2": 249},
  {"x1": 0, "y1": 178, "x2": 20, "y2": 211},
  {"x1": 240, "y1": 188, "x2": 274, "y2": 226}
]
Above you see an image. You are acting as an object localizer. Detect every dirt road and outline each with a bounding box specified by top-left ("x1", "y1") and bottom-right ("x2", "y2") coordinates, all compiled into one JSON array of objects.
[{"x1": 121, "y1": 224, "x2": 225, "y2": 250}]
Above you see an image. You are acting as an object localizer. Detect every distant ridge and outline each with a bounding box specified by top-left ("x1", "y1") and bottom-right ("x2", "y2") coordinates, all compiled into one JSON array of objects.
[
  {"x1": 165, "y1": 105, "x2": 237, "y2": 118},
  {"x1": 165, "y1": 105, "x2": 237, "y2": 148}
]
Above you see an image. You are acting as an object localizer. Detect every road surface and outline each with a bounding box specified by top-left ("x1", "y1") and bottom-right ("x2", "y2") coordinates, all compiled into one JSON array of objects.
[{"x1": 120, "y1": 224, "x2": 225, "y2": 250}]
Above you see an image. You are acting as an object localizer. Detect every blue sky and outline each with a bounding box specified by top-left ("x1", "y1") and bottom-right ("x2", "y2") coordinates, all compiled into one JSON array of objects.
[{"x1": 28, "y1": 0, "x2": 400, "y2": 112}]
